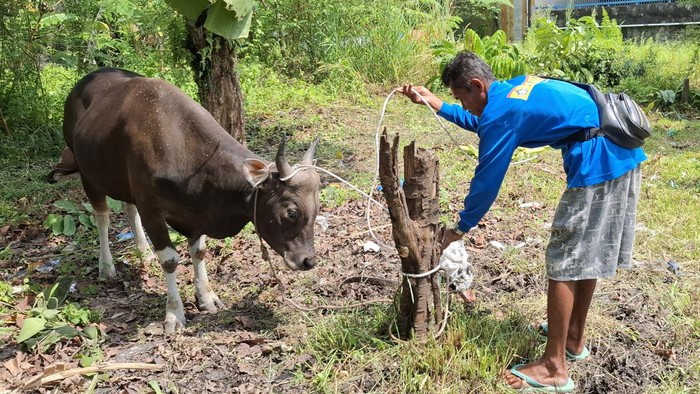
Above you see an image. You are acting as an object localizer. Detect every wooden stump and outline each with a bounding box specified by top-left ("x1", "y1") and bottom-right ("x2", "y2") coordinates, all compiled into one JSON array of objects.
[{"x1": 378, "y1": 129, "x2": 445, "y2": 339}]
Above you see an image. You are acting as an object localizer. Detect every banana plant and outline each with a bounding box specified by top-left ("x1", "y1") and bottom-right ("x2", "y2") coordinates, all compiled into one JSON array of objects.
[{"x1": 165, "y1": 0, "x2": 253, "y2": 40}]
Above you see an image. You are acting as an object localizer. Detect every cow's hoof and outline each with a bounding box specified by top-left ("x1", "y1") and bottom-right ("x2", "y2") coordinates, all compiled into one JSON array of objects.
[
  {"x1": 164, "y1": 314, "x2": 185, "y2": 335},
  {"x1": 98, "y1": 266, "x2": 117, "y2": 280},
  {"x1": 196, "y1": 293, "x2": 225, "y2": 313}
]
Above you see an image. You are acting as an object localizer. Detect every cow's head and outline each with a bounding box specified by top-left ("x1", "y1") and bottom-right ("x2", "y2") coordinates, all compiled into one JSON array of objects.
[{"x1": 243, "y1": 136, "x2": 321, "y2": 271}]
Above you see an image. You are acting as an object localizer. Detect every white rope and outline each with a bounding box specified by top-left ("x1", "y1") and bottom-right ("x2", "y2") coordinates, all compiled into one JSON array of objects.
[
  {"x1": 402, "y1": 261, "x2": 443, "y2": 278},
  {"x1": 364, "y1": 87, "x2": 480, "y2": 266},
  {"x1": 258, "y1": 88, "x2": 478, "y2": 333},
  {"x1": 294, "y1": 165, "x2": 386, "y2": 210}
]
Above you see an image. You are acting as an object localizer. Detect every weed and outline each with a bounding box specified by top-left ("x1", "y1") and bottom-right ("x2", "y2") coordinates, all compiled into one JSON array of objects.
[
  {"x1": 320, "y1": 185, "x2": 356, "y2": 209},
  {"x1": 12, "y1": 277, "x2": 103, "y2": 353}
]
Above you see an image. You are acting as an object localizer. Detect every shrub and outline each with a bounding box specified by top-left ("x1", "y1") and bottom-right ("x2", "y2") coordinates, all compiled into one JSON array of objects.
[
  {"x1": 523, "y1": 9, "x2": 623, "y2": 86},
  {"x1": 432, "y1": 28, "x2": 528, "y2": 83}
]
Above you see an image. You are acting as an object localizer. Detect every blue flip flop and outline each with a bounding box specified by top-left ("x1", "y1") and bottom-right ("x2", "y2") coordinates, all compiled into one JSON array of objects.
[
  {"x1": 528, "y1": 322, "x2": 590, "y2": 361},
  {"x1": 509, "y1": 364, "x2": 575, "y2": 393},
  {"x1": 565, "y1": 346, "x2": 590, "y2": 361}
]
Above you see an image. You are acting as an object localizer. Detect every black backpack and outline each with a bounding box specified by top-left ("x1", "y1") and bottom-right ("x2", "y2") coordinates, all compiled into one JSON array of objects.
[{"x1": 556, "y1": 80, "x2": 652, "y2": 149}]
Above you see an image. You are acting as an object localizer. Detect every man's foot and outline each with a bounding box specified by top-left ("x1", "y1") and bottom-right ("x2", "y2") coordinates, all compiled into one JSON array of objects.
[{"x1": 503, "y1": 360, "x2": 573, "y2": 392}]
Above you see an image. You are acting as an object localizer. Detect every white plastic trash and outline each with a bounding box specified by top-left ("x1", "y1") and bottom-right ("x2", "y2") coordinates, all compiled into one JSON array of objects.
[
  {"x1": 363, "y1": 240, "x2": 381, "y2": 253},
  {"x1": 315, "y1": 215, "x2": 329, "y2": 231},
  {"x1": 439, "y1": 240, "x2": 474, "y2": 293}
]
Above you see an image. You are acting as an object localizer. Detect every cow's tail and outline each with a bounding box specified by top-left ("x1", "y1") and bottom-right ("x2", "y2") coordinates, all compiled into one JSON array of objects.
[{"x1": 46, "y1": 147, "x2": 80, "y2": 183}]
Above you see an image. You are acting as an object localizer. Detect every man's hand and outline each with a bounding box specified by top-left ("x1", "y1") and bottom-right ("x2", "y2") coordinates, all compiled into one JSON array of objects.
[
  {"x1": 441, "y1": 228, "x2": 464, "y2": 252},
  {"x1": 398, "y1": 84, "x2": 443, "y2": 111}
]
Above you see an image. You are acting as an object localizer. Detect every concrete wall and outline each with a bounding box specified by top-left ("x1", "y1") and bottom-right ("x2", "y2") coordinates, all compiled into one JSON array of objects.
[
  {"x1": 549, "y1": 4, "x2": 700, "y2": 40},
  {"x1": 501, "y1": 0, "x2": 533, "y2": 42}
]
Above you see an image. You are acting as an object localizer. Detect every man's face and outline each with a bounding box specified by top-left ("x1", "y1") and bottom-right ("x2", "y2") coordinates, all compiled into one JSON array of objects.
[{"x1": 450, "y1": 79, "x2": 488, "y2": 117}]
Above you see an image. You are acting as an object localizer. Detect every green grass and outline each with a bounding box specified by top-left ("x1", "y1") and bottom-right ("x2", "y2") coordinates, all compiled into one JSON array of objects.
[{"x1": 617, "y1": 40, "x2": 700, "y2": 97}]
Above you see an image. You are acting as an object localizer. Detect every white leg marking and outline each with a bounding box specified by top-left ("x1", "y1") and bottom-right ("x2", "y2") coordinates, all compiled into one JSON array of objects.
[
  {"x1": 157, "y1": 247, "x2": 185, "y2": 334},
  {"x1": 189, "y1": 235, "x2": 224, "y2": 313},
  {"x1": 124, "y1": 203, "x2": 152, "y2": 257},
  {"x1": 94, "y1": 209, "x2": 115, "y2": 279}
]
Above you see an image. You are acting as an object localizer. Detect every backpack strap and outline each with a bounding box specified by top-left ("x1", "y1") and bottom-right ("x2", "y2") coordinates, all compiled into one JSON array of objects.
[{"x1": 561, "y1": 127, "x2": 606, "y2": 143}]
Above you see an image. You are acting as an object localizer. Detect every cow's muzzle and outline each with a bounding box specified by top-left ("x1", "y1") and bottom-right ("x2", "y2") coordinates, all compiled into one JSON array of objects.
[{"x1": 283, "y1": 252, "x2": 316, "y2": 271}]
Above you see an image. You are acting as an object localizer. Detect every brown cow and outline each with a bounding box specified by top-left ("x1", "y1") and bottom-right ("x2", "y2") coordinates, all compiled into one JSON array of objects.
[{"x1": 60, "y1": 68, "x2": 321, "y2": 333}]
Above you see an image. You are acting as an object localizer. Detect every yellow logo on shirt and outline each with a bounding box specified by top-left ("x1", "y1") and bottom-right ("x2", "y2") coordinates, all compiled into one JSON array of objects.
[{"x1": 507, "y1": 76, "x2": 545, "y2": 101}]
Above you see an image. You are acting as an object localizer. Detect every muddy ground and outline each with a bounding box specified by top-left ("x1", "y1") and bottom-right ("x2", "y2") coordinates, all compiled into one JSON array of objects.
[{"x1": 0, "y1": 174, "x2": 690, "y2": 394}]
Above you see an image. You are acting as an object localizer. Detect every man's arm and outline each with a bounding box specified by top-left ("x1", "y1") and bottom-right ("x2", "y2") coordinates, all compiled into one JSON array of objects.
[
  {"x1": 457, "y1": 126, "x2": 520, "y2": 232},
  {"x1": 437, "y1": 102, "x2": 480, "y2": 132}
]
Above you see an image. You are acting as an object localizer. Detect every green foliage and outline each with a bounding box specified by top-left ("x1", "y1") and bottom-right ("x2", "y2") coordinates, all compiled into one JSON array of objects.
[
  {"x1": 649, "y1": 90, "x2": 677, "y2": 108},
  {"x1": 0, "y1": 0, "x2": 194, "y2": 160},
  {"x1": 523, "y1": 9, "x2": 623, "y2": 86},
  {"x1": 0, "y1": 281, "x2": 16, "y2": 316},
  {"x1": 452, "y1": 0, "x2": 513, "y2": 38},
  {"x1": 44, "y1": 200, "x2": 93, "y2": 236},
  {"x1": 165, "y1": 0, "x2": 253, "y2": 40},
  {"x1": 43, "y1": 197, "x2": 122, "y2": 236},
  {"x1": 433, "y1": 28, "x2": 528, "y2": 84},
  {"x1": 14, "y1": 278, "x2": 102, "y2": 353},
  {"x1": 319, "y1": 184, "x2": 356, "y2": 209},
  {"x1": 613, "y1": 40, "x2": 700, "y2": 106},
  {"x1": 243, "y1": 0, "x2": 458, "y2": 86}
]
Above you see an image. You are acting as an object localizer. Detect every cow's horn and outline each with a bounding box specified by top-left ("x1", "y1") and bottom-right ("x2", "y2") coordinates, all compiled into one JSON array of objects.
[
  {"x1": 276, "y1": 134, "x2": 293, "y2": 180},
  {"x1": 301, "y1": 136, "x2": 320, "y2": 165}
]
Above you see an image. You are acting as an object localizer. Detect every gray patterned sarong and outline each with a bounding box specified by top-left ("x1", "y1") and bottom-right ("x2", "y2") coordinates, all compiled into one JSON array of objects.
[{"x1": 545, "y1": 166, "x2": 641, "y2": 281}]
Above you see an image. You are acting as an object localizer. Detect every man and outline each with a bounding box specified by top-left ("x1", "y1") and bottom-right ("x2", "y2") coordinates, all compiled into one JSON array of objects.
[{"x1": 400, "y1": 51, "x2": 645, "y2": 392}]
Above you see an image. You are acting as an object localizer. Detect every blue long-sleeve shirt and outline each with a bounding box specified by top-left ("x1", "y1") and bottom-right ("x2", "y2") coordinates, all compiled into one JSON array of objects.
[{"x1": 438, "y1": 75, "x2": 647, "y2": 233}]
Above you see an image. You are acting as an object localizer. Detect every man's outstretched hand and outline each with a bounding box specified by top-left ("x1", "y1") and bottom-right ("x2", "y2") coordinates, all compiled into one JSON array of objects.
[
  {"x1": 398, "y1": 84, "x2": 443, "y2": 111},
  {"x1": 441, "y1": 228, "x2": 464, "y2": 252}
]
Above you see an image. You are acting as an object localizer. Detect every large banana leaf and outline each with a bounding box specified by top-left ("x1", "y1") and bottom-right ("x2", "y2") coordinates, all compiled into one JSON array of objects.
[{"x1": 165, "y1": 0, "x2": 253, "y2": 40}]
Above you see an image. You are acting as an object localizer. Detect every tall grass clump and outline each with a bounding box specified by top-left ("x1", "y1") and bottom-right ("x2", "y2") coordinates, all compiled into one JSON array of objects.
[
  {"x1": 244, "y1": 0, "x2": 459, "y2": 89},
  {"x1": 301, "y1": 304, "x2": 539, "y2": 392},
  {"x1": 615, "y1": 40, "x2": 700, "y2": 108}
]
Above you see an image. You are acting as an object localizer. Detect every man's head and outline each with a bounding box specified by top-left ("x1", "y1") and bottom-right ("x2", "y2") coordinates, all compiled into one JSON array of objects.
[{"x1": 441, "y1": 51, "x2": 495, "y2": 117}]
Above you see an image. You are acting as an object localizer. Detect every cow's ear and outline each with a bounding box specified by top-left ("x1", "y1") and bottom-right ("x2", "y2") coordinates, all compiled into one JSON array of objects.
[{"x1": 243, "y1": 159, "x2": 270, "y2": 188}]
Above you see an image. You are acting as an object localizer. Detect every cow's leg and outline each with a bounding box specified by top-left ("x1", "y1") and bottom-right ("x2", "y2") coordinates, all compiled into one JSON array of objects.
[
  {"x1": 123, "y1": 203, "x2": 151, "y2": 258},
  {"x1": 140, "y1": 215, "x2": 186, "y2": 334},
  {"x1": 81, "y1": 179, "x2": 115, "y2": 279},
  {"x1": 189, "y1": 235, "x2": 224, "y2": 313},
  {"x1": 94, "y1": 204, "x2": 116, "y2": 278},
  {"x1": 157, "y1": 247, "x2": 186, "y2": 334}
]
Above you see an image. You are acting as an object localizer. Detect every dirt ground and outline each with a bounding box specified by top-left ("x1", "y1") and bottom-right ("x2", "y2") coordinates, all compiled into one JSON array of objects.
[{"x1": 0, "y1": 176, "x2": 690, "y2": 393}]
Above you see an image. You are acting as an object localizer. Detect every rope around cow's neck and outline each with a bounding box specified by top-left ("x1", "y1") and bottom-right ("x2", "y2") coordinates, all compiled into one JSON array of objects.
[{"x1": 252, "y1": 187, "x2": 279, "y2": 290}]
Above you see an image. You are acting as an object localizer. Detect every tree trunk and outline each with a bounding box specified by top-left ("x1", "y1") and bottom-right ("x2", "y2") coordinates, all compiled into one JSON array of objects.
[
  {"x1": 378, "y1": 129, "x2": 445, "y2": 340},
  {"x1": 186, "y1": 20, "x2": 246, "y2": 145}
]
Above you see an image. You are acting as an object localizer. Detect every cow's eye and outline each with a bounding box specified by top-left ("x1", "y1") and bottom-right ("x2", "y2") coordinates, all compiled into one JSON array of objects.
[{"x1": 287, "y1": 209, "x2": 299, "y2": 221}]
